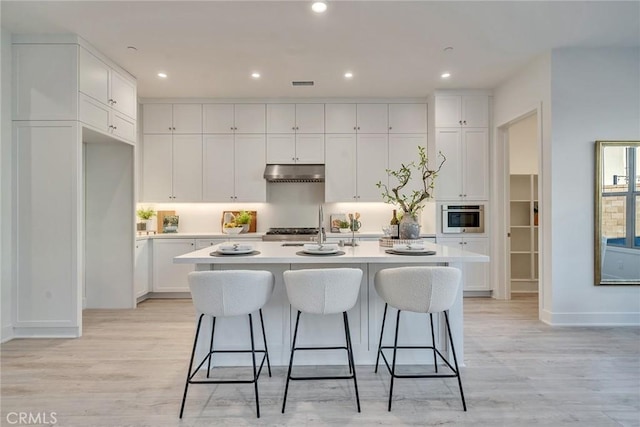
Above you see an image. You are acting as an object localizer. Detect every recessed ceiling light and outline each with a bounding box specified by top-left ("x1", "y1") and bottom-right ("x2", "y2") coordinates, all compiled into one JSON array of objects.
[
  {"x1": 312, "y1": 1, "x2": 327, "y2": 13},
  {"x1": 344, "y1": 72, "x2": 353, "y2": 79},
  {"x1": 251, "y1": 72, "x2": 261, "y2": 79},
  {"x1": 441, "y1": 72, "x2": 451, "y2": 79},
  {"x1": 157, "y1": 72, "x2": 168, "y2": 79}
]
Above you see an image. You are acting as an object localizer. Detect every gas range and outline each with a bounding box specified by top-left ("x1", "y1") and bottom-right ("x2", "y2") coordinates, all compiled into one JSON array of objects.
[{"x1": 262, "y1": 227, "x2": 319, "y2": 242}]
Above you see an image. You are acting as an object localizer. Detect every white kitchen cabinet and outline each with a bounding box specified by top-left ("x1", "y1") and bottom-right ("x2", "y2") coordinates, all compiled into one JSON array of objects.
[
  {"x1": 79, "y1": 47, "x2": 137, "y2": 120},
  {"x1": 435, "y1": 95, "x2": 488, "y2": 128},
  {"x1": 79, "y1": 94, "x2": 136, "y2": 143},
  {"x1": 437, "y1": 237, "x2": 490, "y2": 291},
  {"x1": 267, "y1": 104, "x2": 324, "y2": 133},
  {"x1": 196, "y1": 239, "x2": 227, "y2": 250},
  {"x1": 143, "y1": 104, "x2": 202, "y2": 134},
  {"x1": 152, "y1": 239, "x2": 195, "y2": 292},
  {"x1": 135, "y1": 239, "x2": 150, "y2": 298},
  {"x1": 266, "y1": 134, "x2": 324, "y2": 164},
  {"x1": 142, "y1": 134, "x2": 203, "y2": 202},
  {"x1": 388, "y1": 104, "x2": 427, "y2": 133},
  {"x1": 435, "y1": 128, "x2": 488, "y2": 201},
  {"x1": 203, "y1": 134, "x2": 266, "y2": 202},
  {"x1": 202, "y1": 103, "x2": 265, "y2": 134},
  {"x1": 325, "y1": 103, "x2": 389, "y2": 134},
  {"x1": 388, "y1": 134, "x2": 428, "y2": 195},
  {"x1": 325, "y1": 133, "x2": 387, "y2": 202}
]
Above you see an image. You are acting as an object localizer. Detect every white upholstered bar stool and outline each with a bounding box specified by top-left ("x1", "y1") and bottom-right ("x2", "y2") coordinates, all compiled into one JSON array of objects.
[
  {"x1": 281, "y1": 268, "x2": 363, "y2": 413},
  {"x1": 374, "y1": 266, "x2": 466, "y2": 411},
  {"x1": 179, "y1": 270, "x2": 275, "y2": 419}
]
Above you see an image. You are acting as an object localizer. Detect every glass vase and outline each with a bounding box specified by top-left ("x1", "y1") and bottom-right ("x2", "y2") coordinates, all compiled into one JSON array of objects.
[{"x1": 399, "y1": 212, "x2": 421, "y2": 239}]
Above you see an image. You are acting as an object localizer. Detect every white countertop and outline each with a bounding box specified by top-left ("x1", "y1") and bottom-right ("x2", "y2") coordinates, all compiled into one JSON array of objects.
[
  {"x1": 174, "y1": 240, "x2": 488, "y2": 265},
  {"x1": 137, "y1": 232, "x2": 436, "y2": 241}
]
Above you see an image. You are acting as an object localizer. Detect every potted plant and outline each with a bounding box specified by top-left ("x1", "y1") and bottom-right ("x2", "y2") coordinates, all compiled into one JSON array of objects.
[
  {"x1": 376, "y1": 146, "x2": 445, "y2": 239},
  {"x1": 136, "y1": 207, "x2": 156, "y2": 231},
  {"x1": 338, "y1": 220, "x2": 351, "y2": 233},
  {"x1": 235, "y1": 211, "x2": 252, "y2": 233}
]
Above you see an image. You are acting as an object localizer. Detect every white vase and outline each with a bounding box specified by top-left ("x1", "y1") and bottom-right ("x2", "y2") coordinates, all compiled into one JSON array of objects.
[{"x1": 399, "y1": 213, "x2": 420, "y2": 239}]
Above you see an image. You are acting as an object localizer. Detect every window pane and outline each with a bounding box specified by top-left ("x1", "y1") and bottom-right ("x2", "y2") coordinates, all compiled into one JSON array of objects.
[
  {"x1": 636, "y1": 195, "x2": 640, "y2": 247},
  {"x1": 602, "y1": 195, "x2": 626, "y2": 246},
  {"x1": 602, "y1": 146, "x2": 629, "y2": 193}
]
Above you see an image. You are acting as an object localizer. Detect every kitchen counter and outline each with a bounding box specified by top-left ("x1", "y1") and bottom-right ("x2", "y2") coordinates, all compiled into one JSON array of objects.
[
  {"x1": 174, "y1": 241, "x2": 487, "y2": 368},
  {"x1": 136, "y1": 232, "x2": 264, "y2": 241}
]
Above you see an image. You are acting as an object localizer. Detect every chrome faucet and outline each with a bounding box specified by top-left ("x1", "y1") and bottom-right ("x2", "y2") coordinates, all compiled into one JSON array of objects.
[{"x1": 317, "y1": 205, "x2": 325, "y2": 245}]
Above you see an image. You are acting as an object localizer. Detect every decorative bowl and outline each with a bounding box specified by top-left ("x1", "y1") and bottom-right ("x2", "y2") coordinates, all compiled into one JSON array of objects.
[{"x1": 223, "y1": 227, "x2": 244, "y2": 235}]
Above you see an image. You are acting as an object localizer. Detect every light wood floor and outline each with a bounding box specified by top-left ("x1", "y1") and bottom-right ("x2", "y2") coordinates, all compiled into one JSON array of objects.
[{"x1": 2, "y1": 295, "x2": 639, "y2": 426}]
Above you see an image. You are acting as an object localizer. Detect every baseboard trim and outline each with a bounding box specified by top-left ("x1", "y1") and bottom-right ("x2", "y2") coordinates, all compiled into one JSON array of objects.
[
  {"x1": 541, "y1": 309, "x2": 640, "y2": 326},
  {"x1": 146, "y1": 292, "x2": 191, "y2": 299},
  {"x1": 464, "y1": 290, "x2": 492, "y2": 298},
  {"x1": 13, "y1": 326, "x2": 81, "y2": 338},
  {"x1": 1, "y1": 325, "x2": 14, "y2": 343}
]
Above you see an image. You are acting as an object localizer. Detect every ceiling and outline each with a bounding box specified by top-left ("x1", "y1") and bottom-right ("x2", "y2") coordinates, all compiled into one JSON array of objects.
[{"x1": 2, "y1": 1, "x2": 639, "y2": 99}]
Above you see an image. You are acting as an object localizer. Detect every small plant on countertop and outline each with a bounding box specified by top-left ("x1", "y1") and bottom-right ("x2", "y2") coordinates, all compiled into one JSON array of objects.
[
  {"x1": 235, "y1": 211, "x2": 252, "y2": 225},
  {"x1": 338, "y1": 220, "x2": 350, "y2": 228},
  {"x1": 136, "y1": 207, "x2": 156, "y2": 220}
]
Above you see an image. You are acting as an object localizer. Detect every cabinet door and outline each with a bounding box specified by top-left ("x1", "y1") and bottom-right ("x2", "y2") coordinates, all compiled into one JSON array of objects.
[
  {"x1": 79, "y1": 93, "x2": 110, "y2": 133},
  {"x1": 462, "y1": 128, "x2": 489, "y2": 200},
  {"x1": 435, "y1": 95, "x2": 462, "y2": 127},
  {"x1": 134, "y1": 240, "x2": 149, "y2": 298},
  {"x1": 172, "y1": 135, "x2": 203, "y2": 201},
  {"x1": 295, "y1": 134, "x2": 325, "y2": 164},
  {"x1": 142, "y1": 134, "x2": 173, "y2": 201},
  {"x1": 196, "y1": 239, "x2": 226, "y2": 250},
  {"x1": 356, "y1": 134, "x2": 388, "y2": 201},
  {"x1": 435, "y1": 128, "x2": 462, "y2": 200},
  {"x1": 143, "y1": 104, "x2": 173, "y2": 134},
  {"x1": 234, "y1": 134, "x2": 266, "y2": 202},
  {"x1": 295, "y1": 104, "x2": 324, "y2": 133},
  {"x1": 172, "y1": 104, "x2": 202, "y2": 134},
  {"x1": 266, "y1": 134, "x2": 296, "y2": 164},
  {"x1": 110, "y1": 71, "x2": 137, "y2": 119},
  {"x1": 325, "y1": 103, "x2": 356, "y2": 133},
  {"x1": 357, "y1": 104, "x2": 388, "y2": 133},
  {"x1": 461, "y1": 96, "x2": 488, "y2": 127},
  {"x1": 203, "y1": 134, "x2": 235, "y2": 202},
  {"x1": 111, "y1": 111, "x2": 136, "y2": 144},
  {"x1": 325, "y1": 134, "x2": 357, "y2": 202},
  {"x1": 463, "y1": 238, "x2": 490, "y2": 290},
  {"x1": 152, "y1": 239, "x2": 195, "y2": 292},
  {"x1": 203, "y1": 104, "x2": 234, "y2": 133},
  {"x1": 79, "y1": 48, "x2": 109, "y2": 105},
  {"x1": 388, "y1": 134, "x2": 427, "y2": 196},
  {"x1": 388, "y1": 104, "x2": 427, "y2": 133},
  {"x1": 234, "y1": 104, "x2": 265, "y2": 133},
  {"x1": 267, "y1": 104, "x2": 295, "y2": 133}
]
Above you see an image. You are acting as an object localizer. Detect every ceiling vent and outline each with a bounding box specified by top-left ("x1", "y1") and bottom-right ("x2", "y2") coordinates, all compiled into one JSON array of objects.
[{"x1": 292, "y1": 81, "x2": 314, "y2": 86}]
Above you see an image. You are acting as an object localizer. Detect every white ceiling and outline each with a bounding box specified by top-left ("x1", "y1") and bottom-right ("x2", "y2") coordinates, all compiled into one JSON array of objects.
[{"x1": 2, "y1": 1, "x2": 638, "y2": 99}]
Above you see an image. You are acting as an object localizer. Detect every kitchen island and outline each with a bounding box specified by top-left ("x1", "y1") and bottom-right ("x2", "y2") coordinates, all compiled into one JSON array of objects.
[{"x1": 174, "y1": 241, "x2": 488, "y2": 366}]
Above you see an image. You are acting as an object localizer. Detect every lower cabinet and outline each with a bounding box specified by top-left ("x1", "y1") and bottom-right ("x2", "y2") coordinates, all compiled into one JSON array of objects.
[
  {"x1": 152, "y1": 239, "x2": 196, "y2": 292},
  {"x1": 437, "y1": 237, "x2": 490, "y2": 291},
  {"x1": 134, "y1": 239, "x2": 150, "y2": 298}
]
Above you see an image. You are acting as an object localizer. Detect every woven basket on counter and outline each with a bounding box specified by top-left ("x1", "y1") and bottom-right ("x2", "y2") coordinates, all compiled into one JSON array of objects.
[{"x1": 378, "y1": 238, "x2": 424, "y2": 248}]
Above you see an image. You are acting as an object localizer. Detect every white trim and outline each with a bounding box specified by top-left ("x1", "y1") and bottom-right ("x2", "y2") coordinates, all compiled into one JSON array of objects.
[
  {"x1": 139, "y1": 97, "x2": 429, "y2": 104},
  {"x1": 1, "y1": 325, "x2": 14, "y2": 343},
  {"x1": 541, "y1": 310, "x2": 640, "y2": 326},
  {"x1": 13, "y1": 326, "x2": 81, "y2": 338}
]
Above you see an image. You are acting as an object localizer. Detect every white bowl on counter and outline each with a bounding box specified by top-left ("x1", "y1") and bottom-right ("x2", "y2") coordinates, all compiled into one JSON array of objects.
[{"x1": 222, "y1": 227, "x2": 244, "y2": 235}]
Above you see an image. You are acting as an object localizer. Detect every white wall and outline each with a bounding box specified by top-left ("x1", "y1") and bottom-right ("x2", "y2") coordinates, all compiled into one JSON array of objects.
[
  {"x1": 1, "y1": 26, "x2": 13, "y2": 342},
  {"x1": 508, "y1": 113, "x2": 538, "y2": 174},
  {"x1": 549, "y1": 47, "x2": 640, "y2": 324}
]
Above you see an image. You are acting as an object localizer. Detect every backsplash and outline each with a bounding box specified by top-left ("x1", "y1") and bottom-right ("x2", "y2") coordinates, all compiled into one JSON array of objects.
[{"x1": 139, "y1": 183, "x2": 436, "y2": 234}]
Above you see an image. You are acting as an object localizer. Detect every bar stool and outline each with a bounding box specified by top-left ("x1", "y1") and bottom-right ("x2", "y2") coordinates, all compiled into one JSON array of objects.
[
  {"x1": 179, "y1": 270, "x2": 275, "y2": 419},
  {"x1": 374, "y1": 266, "x2": 466, "y2": 411},
  {"x1": 281, "y1": 268, "x2": 363, "y2": 413}
]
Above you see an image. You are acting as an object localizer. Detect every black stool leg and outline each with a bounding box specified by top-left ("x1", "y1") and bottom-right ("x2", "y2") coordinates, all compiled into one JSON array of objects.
[
  {"x1": 388, "y1": 309, "x2": 401, "y2": 411},
  {"x1": 343, "y1": 311, "x2": 353, "y2": 375},
  {"x1": 282, "y1": 310, "x2": 301, "y2": 414},
  {"x1": 179, "y1": 313, "x2": 204, "y2": 418},
  {"x1": 207, "y1": 316, "x2": 216, "y2": 378},
  {"x1": 375, "y1": 303, "x2": 388, "y2": 374},
  {"x1": 444, "y1": 311, "x2": 467, "y2": 411},
  {"x1": 343, "y1": 312, "x2": 361, "y2": 412},
  {"x1": 259, "y1": 309, "x2": 272, "y2": 377},
  {"x1": 248, "y1": 313, "x2": 260, "y2": 418},
  {"x1": 429, "y1": 313, "x2": 438, "y2": 373}
]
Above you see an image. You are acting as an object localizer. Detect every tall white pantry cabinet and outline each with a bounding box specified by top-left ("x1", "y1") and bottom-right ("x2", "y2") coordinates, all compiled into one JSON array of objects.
[{"x1": 11, "y1": 35, "x2": 138, "y2": 338}]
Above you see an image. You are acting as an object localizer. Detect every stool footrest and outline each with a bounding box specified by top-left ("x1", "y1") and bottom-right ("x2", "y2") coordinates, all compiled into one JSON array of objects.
[
  {"x1": 294, "y1": 346, "x2": 347, "y2": 351},
  {"x1": 290, "y1": 375, "x2": 356, "y2": 381},
  {"x1": 379, "y1": 346, "x2": 458, "y2": 375}
]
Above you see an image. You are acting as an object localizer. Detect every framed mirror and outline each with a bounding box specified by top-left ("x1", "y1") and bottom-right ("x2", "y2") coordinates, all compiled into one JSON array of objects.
[{"x1": 594, "y1": 141, "x2": 640, "y2": 285}]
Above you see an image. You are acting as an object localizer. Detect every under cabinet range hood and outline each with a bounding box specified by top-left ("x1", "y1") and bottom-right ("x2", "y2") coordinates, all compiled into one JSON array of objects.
[{"x1": 263, "y1": 164, "x2": 325, "y2": 183}]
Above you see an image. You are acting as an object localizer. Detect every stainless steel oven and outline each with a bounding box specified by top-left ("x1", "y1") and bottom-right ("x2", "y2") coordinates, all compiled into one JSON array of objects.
[{"x1": 441, "y1": 204, "x2": 485, "y2": 234}]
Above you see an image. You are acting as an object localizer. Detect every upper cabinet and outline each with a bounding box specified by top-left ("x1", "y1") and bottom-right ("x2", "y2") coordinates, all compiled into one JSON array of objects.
[
  {"x1": 325, "y1": 103, "x2": 390, "y2": 134},
  {"x1": 79, "y1": 47, "x2": 136, "y2": 120},
  {"x1": 143, "y1": 104, "x2": 202, "y2": 134},
  {"x1": 203, "y1": 104, "x2": 265, "y2": 134},
  {"x1": 434, "y1": 95, "x2": 488, "y2": 128},
  {"x1": 388, "y1": 104, "x2": 427, "y2": 133},
  {"x1": 267, "y1": 104, "x2": 324, "y2": 133}
]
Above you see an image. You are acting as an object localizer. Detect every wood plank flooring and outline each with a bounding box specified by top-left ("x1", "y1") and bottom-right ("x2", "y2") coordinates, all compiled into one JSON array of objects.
[{"x1": 2, "y1": 295, "x2": 639, "y2": 426}]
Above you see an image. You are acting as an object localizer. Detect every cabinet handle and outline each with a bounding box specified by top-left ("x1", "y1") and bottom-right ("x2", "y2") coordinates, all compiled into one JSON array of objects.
[
  {"x1": 463, "y1": 120, "x2": 467, "y2": 125},
  {"x1": 459, "y1": 120, "x2": 462, "y2": 125},
  {"x1": 112, "y1": 126, "x2": 117, "y2": 130},
  {"x1": 295, "y1": 157, "x2": 299, "y2": 161},
  {"x1": 234, "y1": 127, "x2": 238, "y2": 131},
  {"x1": 353, "y1": 195, "x2": 357, "y2": 199},
  {"x1": 191, "y1": 243, "x2": 194, "y2": 246},
  {"x1": 463, "y1": 242, "x2": 467, "y2": 245},
  {"x1": 169, "y1": 127, "x2": 172, "y2": 131},
  {"x1": 292, "y1": 127, "x2": 296, "y2": 130},
  {"x1": 357, "y1": 126, "x2": 360, "y2": 130},
  {"x1": 353, "y1": 126, "x2": 357, "y2": 130},
  {"x1": 112, "y1": 99, "x2": 117, "y2": 105},
  {"x1": 230, "y1": 126, "x2": 234, "y2": 130},
  {"x1": 292, "y1": 157, "x2": 296, "y2": 161},
  {"x1": 389, "y1": 127, "x2": 392, "y2": 130}
]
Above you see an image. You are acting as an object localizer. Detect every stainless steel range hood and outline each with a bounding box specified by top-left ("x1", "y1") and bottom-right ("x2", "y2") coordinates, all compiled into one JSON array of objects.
[{"x1": 263, "y1": 164, "x2": 325, "y2": 183}]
